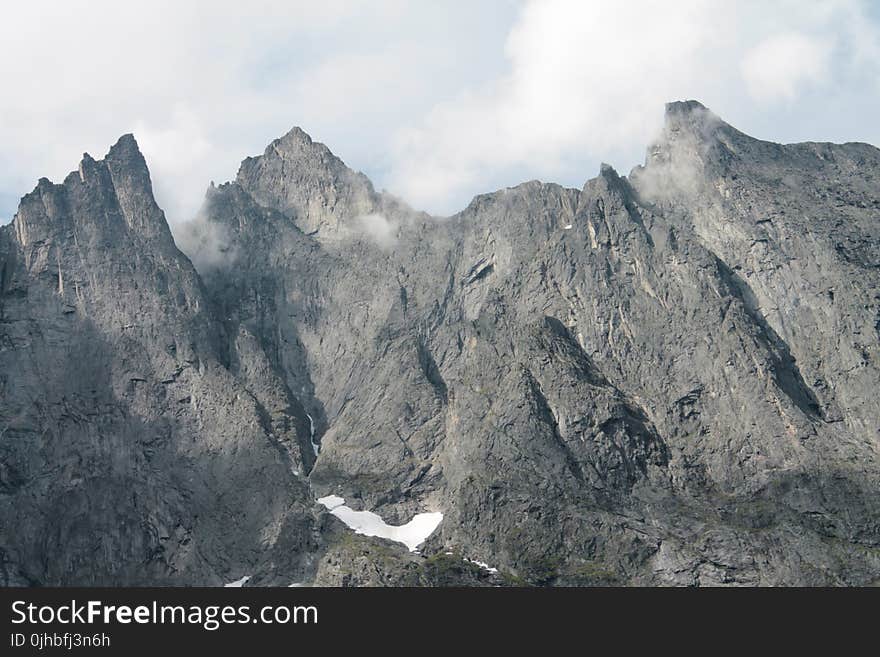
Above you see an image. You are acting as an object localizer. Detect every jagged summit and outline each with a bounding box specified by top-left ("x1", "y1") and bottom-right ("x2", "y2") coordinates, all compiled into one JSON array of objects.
[
  {"x1": 659, "y1": 99, "x2": 725, "y2": 139},
  {"x1": 12, "y1": 131, "x2": 173, "y2": 249},
  {"x1": 274, "y1": 125, "x2": 318, "y2": 148},
  {"x1": 239, "y1": 126, "x2": 333, "y2": 174},
  {"x1": 664, "y1": 99, "x2": 708, "y2": 115},
  {"x1": 3, "y1": 101, "x2": 880, "y2": 587},
  {"x1": 20, "y1": 133, "x2": 148, "y2": 199},
  {"x1": 110, "y1": 131, "x2": 139, "y2": 150},
  {"x1": 239, "y1": 125, "x2": 354, "y2": 177},
  {"x1": 105, "y1": 132, "x2": 146, "y2": 165},
  {"x1": 232, "y1": 125, "x2": 378, "y2": 236}
]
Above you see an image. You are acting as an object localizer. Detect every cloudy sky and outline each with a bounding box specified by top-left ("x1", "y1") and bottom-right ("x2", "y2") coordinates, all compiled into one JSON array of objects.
[{"x1": 1, "y1": 0, "x2": 878, "y2": 223}]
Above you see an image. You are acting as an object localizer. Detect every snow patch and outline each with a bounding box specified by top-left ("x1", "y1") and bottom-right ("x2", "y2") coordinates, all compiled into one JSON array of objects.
[
  {"x1": 563, "y1": 224, "x2": 573, "y2": 230},
  {"x1": 224, "y1": 575, "x2": 250, "y2": 587},
  {"x1": 318, "y1": 494, "x2": 345, "y2": 510},
  {"x1": 317, "y1": 495, "x2": 443, "y2": 552},
  {"x1": 466, "y1": 558, "x2": 499, "y2": 574}
]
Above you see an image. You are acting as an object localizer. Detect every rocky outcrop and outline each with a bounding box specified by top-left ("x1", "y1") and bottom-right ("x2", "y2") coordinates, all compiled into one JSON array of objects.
[
  {"x1": 0, "y1": 136, "x2": 317, "y2": 585},
  {"x1": 2, "y1": 101, "x2": 879, "y2": 586}
]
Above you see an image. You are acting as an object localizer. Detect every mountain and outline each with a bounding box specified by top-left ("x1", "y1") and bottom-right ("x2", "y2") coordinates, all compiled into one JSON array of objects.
[
  {"x1": 0, "y1": 136, "x2": 317, "y2": 585},
  {"x1": 2, "y1": 101, "x2": 879, "y2": 586}
]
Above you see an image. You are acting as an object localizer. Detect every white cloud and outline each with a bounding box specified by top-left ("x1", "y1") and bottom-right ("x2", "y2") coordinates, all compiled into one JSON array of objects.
[
  {"x1": 173, "y1": 211, "x2": 237, "y2": 272},
  {"x1": 386, "y1": 0, "x2": 880, "y2": 213},
  {"x1": 355, "y1": 213, "x2": 399, "y2": 249},
  {"x1": 0, "y1": 1, "x2": 509, "y2": 222},
  {"x1": 0, "y1": 1, "x2": 878, "y2": 223},
  {"x1": 388, "y1": 0, "x2": 720, "y2": 211},
  {"x1": 132, "y1": 105, "x2": 220, "y2": 222},
  {"x1": 741, "y1": 32, "x2": 834, "y2": 103}
]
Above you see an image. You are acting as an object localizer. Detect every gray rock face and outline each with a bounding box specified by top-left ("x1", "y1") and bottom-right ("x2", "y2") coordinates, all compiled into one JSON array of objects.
[
  {"x1": 0, "y1": 136, "x2": 317, "y2": 585},
  {"x1": 2, "y1": 101, "x2": 879, "y2": 586}
]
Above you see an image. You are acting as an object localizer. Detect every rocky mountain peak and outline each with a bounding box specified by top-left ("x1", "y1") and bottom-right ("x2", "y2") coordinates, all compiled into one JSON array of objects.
[
  {"x1": 584, "y1": 162, "x2": 629, "y2": 201},
  {"x1": 275, "y1": 125, "x2": 319, "y2": 149},
  {"x1": 103, "y1": 133, "x2": 174, "y2": 241},
  {"x1": 13, "y1": 132, "x2": 172, "y2": 249},
  {"x1": 234, "y1": 126, "x2": 378, "y2": 236},
  {"x1": 658, "y1": 99, "x2": 726, "y2": 146},
  {"x1": 105, "y1": 133, "x2": 147, "y2": 172},
  {"x1": 626, "y1": 100, "x2": 735, "y2": 201},
  {"x1": 664, "y1": 98, "x2": 708, "y2": 117}
]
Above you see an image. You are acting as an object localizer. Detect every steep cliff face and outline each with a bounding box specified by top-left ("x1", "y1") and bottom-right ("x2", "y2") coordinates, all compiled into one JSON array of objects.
[
  {"x1": 0, "y1": 136, "x2": 317, "y2": 586},
  {"x1": 2, "y1": 101, "x2": 879, "y2": 586}
]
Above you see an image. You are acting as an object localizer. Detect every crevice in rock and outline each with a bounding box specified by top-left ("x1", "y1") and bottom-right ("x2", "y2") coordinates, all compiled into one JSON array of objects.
[
  {"x1": 246, "y1": 390, "x2": 306, "y2": 475},
  {"x1": 416, "y1": 338, "x2": 448, "y2": 404},
  {"x1": 463, "y1": 258, "x2": 494, "y2": 285},
  {"x1": 523, "y1": 368, "x2": 587, "y2": 488},
  {"x1": 713, "y1": 257, "x2": 824, "y2": 420},
  {"x1": 540, "y1": 316, "x2": 609, "y2": 387}
]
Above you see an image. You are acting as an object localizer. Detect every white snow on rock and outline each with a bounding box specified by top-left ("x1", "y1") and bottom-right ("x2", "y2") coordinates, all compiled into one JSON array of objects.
[
  {"x1": 466, "y1": 558, "x2": 499, "y2": 574},
  {"x1": 224, "y1": 575, "x2": 250, "y2": 587},
  {"x1": 563, "y1": 224, "x2": 573, "y2": 230},
  {"x1": 317, "y1": 495, "x2": 443, "y2": 552},
  {"x1": 318, "y1": 494, "x2": 345, "y2": 510}
]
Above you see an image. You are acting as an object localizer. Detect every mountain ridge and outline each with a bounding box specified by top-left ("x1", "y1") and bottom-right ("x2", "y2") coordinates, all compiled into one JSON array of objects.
[{"x1": 2, "y1": 100, "x2": 879, "y2": 586}]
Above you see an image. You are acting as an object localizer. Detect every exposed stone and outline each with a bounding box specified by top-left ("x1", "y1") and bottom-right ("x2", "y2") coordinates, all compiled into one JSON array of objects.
[{"x1": 2, "y1": 101, "x2": 879, "y2": 586}]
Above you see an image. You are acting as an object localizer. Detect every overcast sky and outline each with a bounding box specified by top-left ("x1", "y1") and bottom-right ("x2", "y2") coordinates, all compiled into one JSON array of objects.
[{"x1": 1, "y1": 0, "x2": 878, "y2": 223}]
